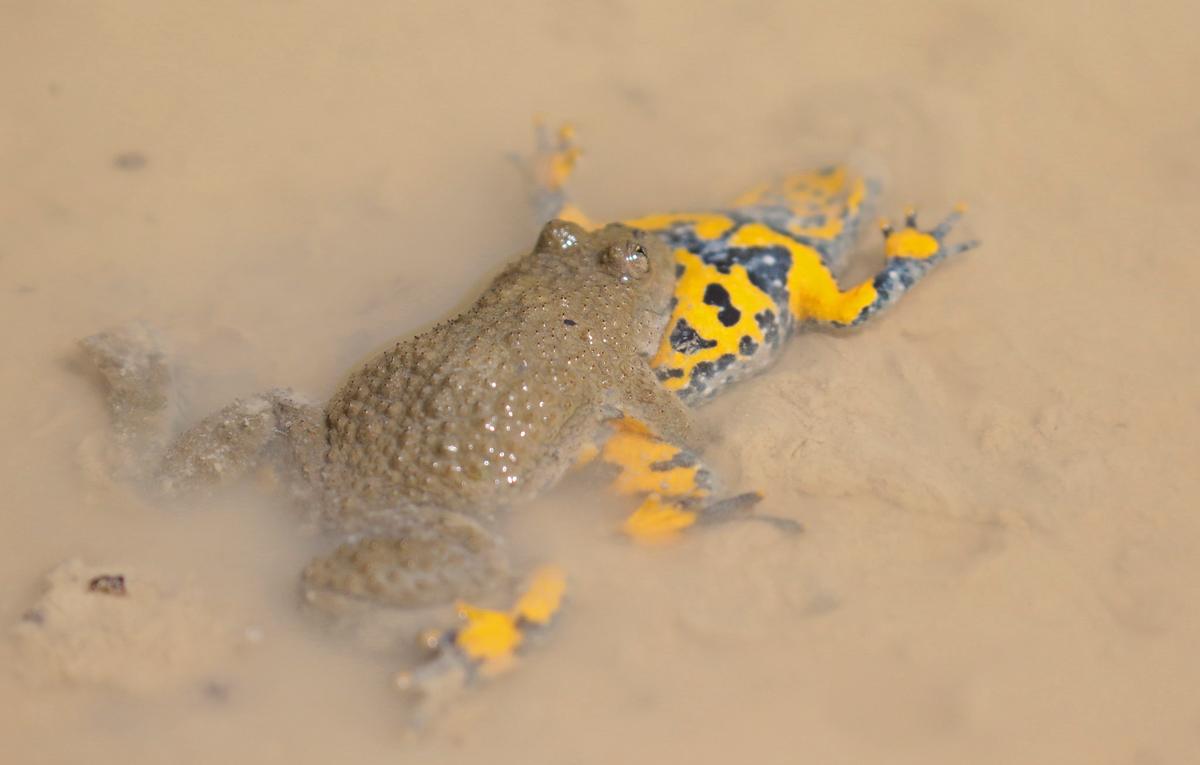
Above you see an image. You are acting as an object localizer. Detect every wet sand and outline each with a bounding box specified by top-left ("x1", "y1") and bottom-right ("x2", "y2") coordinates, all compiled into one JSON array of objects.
[{"x1": 3, "y1": 1, "x2": 1199, "y2": 762}]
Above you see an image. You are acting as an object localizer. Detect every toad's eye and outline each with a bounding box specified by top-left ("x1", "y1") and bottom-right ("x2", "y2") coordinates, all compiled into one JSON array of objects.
[{"x1": 601, "y1": 241, "x2": 651, "y2": 282}]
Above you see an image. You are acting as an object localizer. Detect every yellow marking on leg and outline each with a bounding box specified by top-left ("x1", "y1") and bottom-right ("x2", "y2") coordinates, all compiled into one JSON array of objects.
[
  {"x1": 624, "y1": 213, "x2": 736, "y2": 241},
  {"x1": 880, "y1": 204, "x2": 970, "y2": 260},
  {"x1": 726, "y1": 223, "x2": 877, "y2": 325},
  {"x1": 453, "y1": 603, "x2": 522, "y2": 674},
  {"x1": 730, "y1": 167, "x2": 867, "y2": 242},
  {"x1": 789, "y1": 216, "x2": 844, "y2": 241},
  {"x1": 845, "y1": 176, "x2": 867, "y2": 216},
  {"x1": 531, "y1": 117, "x2": 581, "y2": 192},
  {"x1": 880, "y1": 214, "x2": 940, "y2": 259},
  {"x1": 614, "y1": 415, "x2": 655, "y2": 438},
  {"x1": 786, "y1": 175, "x2": 868, "y2": 241},
  {"x1": 783, "y1": 166, "x2": 849, "y2": 200},
  {"x1": 513, "y1": 566, "x2": 567, "y2": 625},
  {"x1": 523, "y1": 117, "x2": 592, "y2": 226},
  {"x1": 650, "y1": 250, "x2": 778, "y2": 391},
  {"x1": 732, "y1": 166, "x2": 855, "y2": 210},
  {"x1": 601, "y1": 427, "x2": 703, "y2": 497},
  {"x1": 571, "y1": 442, "x2": 601, "y2": 471},
  {"x1": 730, "y1": 181, "x2": 773, "y2": 207},
  {"x1": 452, "y1": 566, "x2": 568, "y2": 675},
  {"x1": 547, "y1": 125, "x2": 580, "y2": 190},
  {"x1": 556, "y1": 203, "x2": 596, "y2": 231},
  {"x1": 622, "y1": 494, "x2": 698, "y2": 546}
]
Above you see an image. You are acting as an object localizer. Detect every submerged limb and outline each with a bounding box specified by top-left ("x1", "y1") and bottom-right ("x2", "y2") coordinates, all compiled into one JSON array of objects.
[
  {"x1": 301, "y1": 511, "x2": 509, "y2": 609},
  {"x1": 593, "y1": 416, "x2": 720, "y2": 498},
  {"x1": 726, "y1": 165, "x2": 881, "y2": 271},
  {"x1": 396, "y1": 566, "x2": 567, "y2": 729},
  {"x1": 156, "y1": 388, "x2": 325, "y2": 496},
  {"x1": 80, "y1": 321, "x2": 327, "y2": 497},
  {"x1": 510, "y1": 117, "x2": 595, "y2": 229},
  {"x1": 616, "y1": 365, "x2": 709, "y2": 455},
  {"x1": 620, "y1": 490, "x2": 801, "y2": 545},
  {"x1": 78, "y1": 321, "x2": 178, "y2": 480}
]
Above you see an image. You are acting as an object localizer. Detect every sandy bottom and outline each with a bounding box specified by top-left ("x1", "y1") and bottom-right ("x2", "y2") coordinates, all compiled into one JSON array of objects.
[{"x1": 3, "y1": 1, "x2": 1199, "y2": 762}]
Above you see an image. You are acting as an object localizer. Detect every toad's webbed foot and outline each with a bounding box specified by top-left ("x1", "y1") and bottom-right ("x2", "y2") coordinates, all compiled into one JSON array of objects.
[
  {"x1": 79, "y1": 321, "x2": 178, "y2": 480},
  {"x1": 581, "y1": 417, "x2": 802, "y2": 545},
  {"x1": 396, "y1": 566, "x2": 567, "y2": 729}
]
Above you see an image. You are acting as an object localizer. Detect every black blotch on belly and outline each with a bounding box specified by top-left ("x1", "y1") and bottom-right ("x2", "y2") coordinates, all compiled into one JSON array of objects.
[
  {"x1": 702, "y1": 283, "x2": 741, "y2": 327},
  {"x1": 668, "y1": 318, "x2": 718, "y2": 355}
]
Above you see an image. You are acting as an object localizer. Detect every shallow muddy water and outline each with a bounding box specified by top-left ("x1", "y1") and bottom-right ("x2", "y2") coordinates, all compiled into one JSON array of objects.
[{"x1": 3, "y1": 1, "x2": 1200, "y2": 763}]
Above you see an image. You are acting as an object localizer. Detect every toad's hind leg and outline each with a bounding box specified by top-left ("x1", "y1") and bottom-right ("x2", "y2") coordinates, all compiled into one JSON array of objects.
[
  {"x1": 730, "y1": 165, "x2": 881, "y2": 271},
  {"x1": 307, "y1": 513, "x2": 566, "y2": 729},
  {"x1": 397, "y1": 565, "x2": 567, "y2": 728},
  {"x1": 79, "y1": 321, "x2": 179, "y2": 480},
  {"x1": 81, "y1": 321, "x2": 326, "y2": 498},
  {"x1": 301, "y1": 510, "x2": 511, "y2": 610},
  {"x1": 156, "y1": 388, "x2": 326, "y2": 497}
]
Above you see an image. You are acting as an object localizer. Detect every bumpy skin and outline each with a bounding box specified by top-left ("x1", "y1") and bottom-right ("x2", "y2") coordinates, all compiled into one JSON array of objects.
[
  {"x1": 321, "y1": 221, "x2": 693, "y2": 530},
  {"x1": 82, "y1": 220, "x2": 689, "y2": 610}
]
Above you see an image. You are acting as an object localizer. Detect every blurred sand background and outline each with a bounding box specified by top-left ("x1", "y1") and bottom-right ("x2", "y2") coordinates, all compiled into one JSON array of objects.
[{"x1": 2, "y1": 1, "x2": 1199, "y2": 763}]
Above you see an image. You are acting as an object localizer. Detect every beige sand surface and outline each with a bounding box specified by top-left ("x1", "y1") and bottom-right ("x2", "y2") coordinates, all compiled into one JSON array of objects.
[{"x1": 2, "y1": 1, "x2": 1199, "y2": 763}]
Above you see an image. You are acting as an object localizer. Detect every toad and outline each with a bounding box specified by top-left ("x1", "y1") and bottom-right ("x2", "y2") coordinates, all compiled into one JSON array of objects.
[{"x1": 81, "y1": 122, "x2": 975, "y2": 723}]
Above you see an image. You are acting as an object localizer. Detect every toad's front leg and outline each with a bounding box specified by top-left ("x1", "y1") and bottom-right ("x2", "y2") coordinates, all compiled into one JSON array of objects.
[
  {"x1": 613, "y1": 360, "x2": 709, "y2": 454},
  {"x1": 512, "y1": 118, "x2": 594, "y2": 230},
  {"x1": 579, "y1": 416, "x2": 801, "y2": 546},
  {"x1": 796, "y1": 205, "x2": 978, "y2": 330}
]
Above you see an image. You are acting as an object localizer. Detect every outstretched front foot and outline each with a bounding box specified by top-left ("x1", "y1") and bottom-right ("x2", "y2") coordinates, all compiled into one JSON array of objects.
[
  {"x1": 880, "y1": 204, "x2": 978, "y2": 264},
  {"x1": 850, "y1": 204, "x2": 979, "y2": 324},
  {"x1": 510, "y1": 117, "x2": 594, "y2": 229},
  {"x1": 810, "y1": 204, "x2": 978, "y2": 330}
]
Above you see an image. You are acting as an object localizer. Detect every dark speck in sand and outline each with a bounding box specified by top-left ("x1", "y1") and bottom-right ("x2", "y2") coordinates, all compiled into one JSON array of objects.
[
  {"x1": 88, "y1": 574, "x2": 127, "y2": 596},
  {"x1": 114, "y1": 152, "x2": 148, "y2": 171}
]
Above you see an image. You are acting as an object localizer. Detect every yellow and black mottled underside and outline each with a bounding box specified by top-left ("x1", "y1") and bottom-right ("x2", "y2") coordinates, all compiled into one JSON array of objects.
[{"x1": 627, "y1": 167, "x2": 975, "y2": 402}]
